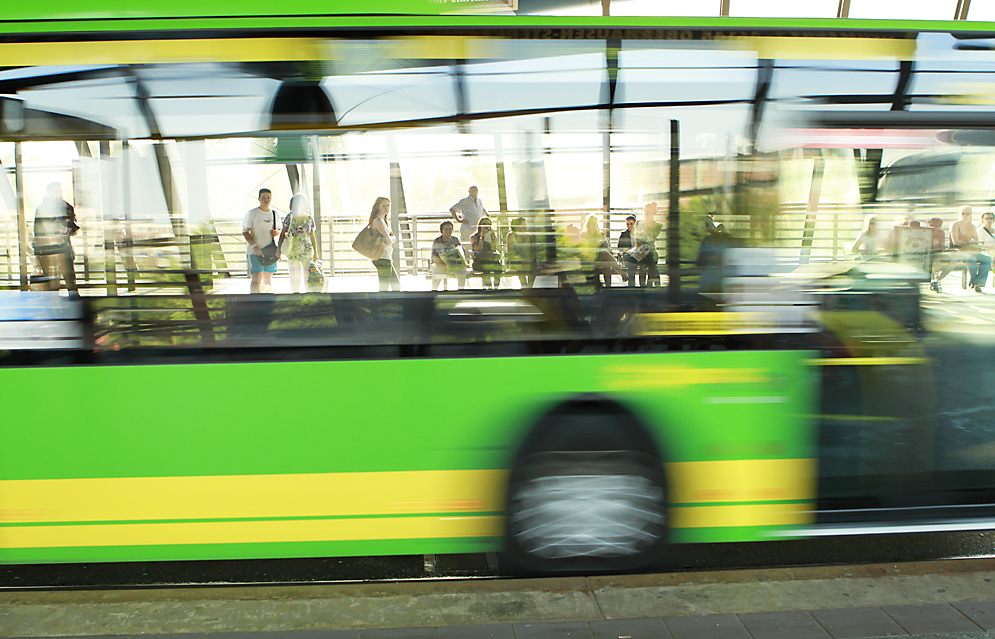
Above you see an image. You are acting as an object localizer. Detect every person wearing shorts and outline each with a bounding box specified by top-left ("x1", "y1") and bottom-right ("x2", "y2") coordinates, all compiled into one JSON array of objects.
[{"x1": 242, "y1": 188, "x2": 280, "y2": 293}]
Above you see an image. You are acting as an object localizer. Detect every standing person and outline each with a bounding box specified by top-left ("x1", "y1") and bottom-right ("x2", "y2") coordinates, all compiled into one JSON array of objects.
[
  {"x1": 430, "y1": 220, "x2": 467, "y2": 291},
  {"x1": 951, "y1": 205, "x2": 991, "y2": 292},
  {"x1": 506, "y1": 217, "x2": 537, "y2": 288},
  {"x1": 470, "y1": 217, "x2": 501, "y2": 290},
  {"x1": 636, "y1": 201, "x2": 663, "y2": 287},
  {"x1": 449, "y1": 185, "x2": 487, "y2": 242},
  {"x1": 33, "y1": 182, "x2": 79, "y2": 293},
  {"x1": 242, "y1": 188, "x2": 280, "y2": 294},
  {"x1": 369, "y1": 196, "x2": 400, "y2": 292},
  {"x1": 278, "y1": 194, "x2": 317, "y2": 294}
]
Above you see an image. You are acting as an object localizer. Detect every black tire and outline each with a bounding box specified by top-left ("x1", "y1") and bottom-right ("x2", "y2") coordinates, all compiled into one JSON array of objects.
[{"x1": 503, "y1": 398, "x2": 668, "y2": 575}]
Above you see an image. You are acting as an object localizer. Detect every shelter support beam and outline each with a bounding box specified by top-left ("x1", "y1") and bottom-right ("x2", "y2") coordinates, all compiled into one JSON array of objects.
[{"x1": 14, "y1": 143, "x2": 27, "y2": 290}]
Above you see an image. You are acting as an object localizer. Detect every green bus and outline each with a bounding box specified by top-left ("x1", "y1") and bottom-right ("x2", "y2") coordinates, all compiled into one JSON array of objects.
[{"x1": 1, "y1": 2, "x2": 994, "y2": 574}]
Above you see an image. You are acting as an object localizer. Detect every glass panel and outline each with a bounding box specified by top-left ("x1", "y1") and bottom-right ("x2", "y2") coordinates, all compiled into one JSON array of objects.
[
  {"x1": 395, "y1": 129, "x2": 499, "y2": 217},
  {"x1": 464, "y1": 53, "x2": 606, "y2": 114},
  {"x1": 610, "y1": 0, "x2": 721, "y2": 16},
  {"x1": 323, "y1": 67, "x2": 458, "y2": 127},
  {"x1": 203, "y1": 138, "x2": 293, "y2": 223},
  {"x1": 771, "y1": 67, "x2": 900, "y2": 100},
  {"x1": 19, "y1": 76, "x2": 150, "y2": 139},
  {"x1": 969, "y1": 2, "x2": 995, "y2": 20},
  {"x1": 138, "y1": 65, "x2": 281, "y2": 138},
  {"x1": 610, "y1": 104, "x2": 750, "y2": 210},
  {"x1": 618, "y1": 47, "x2": 756, "y2": 104},
  {"x1": 848, "y1": 0, "x2": 958, "y2": 20},
  {"x1": 730, "y1": 0, "x2": 839, "y2": 18}
]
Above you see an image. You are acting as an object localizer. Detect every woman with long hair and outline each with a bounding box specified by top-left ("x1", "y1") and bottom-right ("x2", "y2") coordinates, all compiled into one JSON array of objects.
[
  {"x1": 581, "y1": 213, "x2": 625, "y2": 288},
  {"x1": 278, "y1": 194, "x2": 317, "y2": 293},
  {"x1": 368, "y1": 196, "x2": 400, "y2": 292},
  {"x1": 470, "y1": 217, "x2": 501, "y2": 289}
]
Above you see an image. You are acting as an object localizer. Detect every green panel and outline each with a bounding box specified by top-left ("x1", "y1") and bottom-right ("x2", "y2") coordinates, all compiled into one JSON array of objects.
[
  {"x1": 0, "y1": 537, "x2": 502, "y2": 565},
  {"x1": 0, "y1": 14, "x2": 991, "y2": 36},
  {"x1": 668, "y1": 526, "x2": 782, "y2": 544},
  {"x1": 0, "y1": 351, "x2": 815, "y2": 481}
]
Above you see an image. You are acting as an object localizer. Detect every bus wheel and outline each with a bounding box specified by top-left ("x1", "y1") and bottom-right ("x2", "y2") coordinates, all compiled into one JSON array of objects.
[{"x1": 503, "y1": 402, "x2": 667, "y2": 574}]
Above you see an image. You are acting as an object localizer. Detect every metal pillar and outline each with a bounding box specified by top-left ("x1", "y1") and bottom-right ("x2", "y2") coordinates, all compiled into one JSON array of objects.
[
  {"x1": 311, "y1": 135, "x2": 324, "y2": 269},
  {"x1": 667, "y1": 120, "x2": 680, "y2": 304},
  {"x1": 14, "y1": 143, "x2": 27, "y2": 290},
  {"x1": 801, "y1": 155, "x2": 825, "y2": 265}
]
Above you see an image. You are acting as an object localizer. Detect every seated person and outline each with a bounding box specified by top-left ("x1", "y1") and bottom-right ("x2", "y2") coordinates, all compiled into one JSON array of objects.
[
  {"x1": 506, "y1": 217, "x2": 537, "y2": 288},
  {"x1": 950, "y1": 205, "x2": 991, "y2": 292},
  {"x1": 430, "y1": 220, "x2": 467, "y2": 290},
  {"x1": 581, "y1": 213, "x2": 625, "y2": 288},
  {"x1": 470, "y1": 217, "x2": 501, "y2": 290},
  {"x1": 850, "y1": 215, "x2": 882, "y2": 259}
]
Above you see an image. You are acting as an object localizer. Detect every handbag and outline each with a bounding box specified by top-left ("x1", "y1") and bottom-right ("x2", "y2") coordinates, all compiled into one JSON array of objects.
[
  {"x1": 352, "y1": 225, "x2": 384, "y2": 260},
  {"x1": 280, "y1": 221, "x2": 296, "y2": 258},
  {"x1": 257, "y1": 212, "x2": 280, "y2": 266}
]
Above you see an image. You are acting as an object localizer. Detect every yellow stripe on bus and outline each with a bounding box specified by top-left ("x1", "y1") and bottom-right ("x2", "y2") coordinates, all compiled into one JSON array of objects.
[
  {"x1": 807, "y1": 357, "x2": 930, "y2": 366},
  {"x1": 668, "y1": 459, "x2": 816, "y2": 505},
  {"x1": 0, "y1": 460, "x2": 816, "y2": 547},
  {"x1": 0, "y1": 516, "x2": 503, "y2": 549},
  {"x1": 670, "y1": 502, "x2": 813, "y2": 529},
  {"x1": 0, "y1": 38, "x2": 327, "y2": 66},
  {"x1": 0, "y1": 469, "x2": 508, "y2": 525}
]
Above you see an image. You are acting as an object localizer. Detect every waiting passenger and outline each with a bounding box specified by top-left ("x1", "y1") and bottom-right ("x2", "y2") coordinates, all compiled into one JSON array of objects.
[
  {"x1": 369, "y1": 196, "x2": 400, "y2": 292},
  {"x1": 850, "y1": 214, "x2": 883, "y2": 259},
  {"x1": 506, "y1": 217, "x2": 537, "y2": 288},
  {"x1": 33, "y1": 182, "x2": 79, "y2": 293},
  {"x1": 950, "y1": 205, "x2": 991, "y2": 292},
  {"x1": 278, "y1": 194, "x2": 317, "y2": 294},
  {"x1": 242, "y1": 187, "x2": 280, "y2": 294},
  {"x1": 581, "y1": 214, "x2": 625, "y2": 289},
  {"x1": 619, "y1": 203, "x2": 662, "y2": 287},
  {"x1": 431, "y1": 220, "x2": 467, "y2": 291},
  {"x1": 470, "y1": 217, "x2": 501, "y2": 290},
  {"x1": 978, "y1": 209, "x2": 995, "y2": 256},
  {"x1": 449, "y1": 185, "x2": 487, "y2": 243}
]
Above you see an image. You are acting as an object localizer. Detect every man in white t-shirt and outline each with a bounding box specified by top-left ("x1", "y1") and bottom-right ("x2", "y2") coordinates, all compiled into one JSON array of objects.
[
  {"x1": 449, "y1": 185, "x2": 487, "y2": 242},
  {"x1": 242, "y1": 188, "x2": 280, "y2": 293}
]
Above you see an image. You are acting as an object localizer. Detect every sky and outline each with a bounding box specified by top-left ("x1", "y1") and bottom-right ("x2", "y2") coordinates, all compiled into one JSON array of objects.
[{"x1": 537, "y1": 0, "x2": 992, "y2": 21}]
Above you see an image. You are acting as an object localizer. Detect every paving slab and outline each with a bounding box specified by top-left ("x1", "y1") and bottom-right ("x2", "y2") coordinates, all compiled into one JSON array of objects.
[
  {"x1": 882, "y1": 605, "x2": 983, "y2": 635},
  {"x1": 809, "y1": 607, "x2": 908, "y2": 638},
  {"x1": 953, "y1": 603, "x2": 995, "y2": 632},
  {"x1": 737, "y1": 610, "x2": 831, "y2": 639},
  {"x1": 589, "y1": 618, "x2": 671, "y2": 639}
]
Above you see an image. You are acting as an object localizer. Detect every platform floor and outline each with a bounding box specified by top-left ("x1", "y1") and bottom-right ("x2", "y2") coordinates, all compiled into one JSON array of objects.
[{"x1": 2, "y1": 558, "x2": 994, "y2": 639}]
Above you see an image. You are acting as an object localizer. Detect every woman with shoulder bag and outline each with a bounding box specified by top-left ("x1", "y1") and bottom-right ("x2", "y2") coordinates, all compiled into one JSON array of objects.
[
  {"x1": 369, "y1": 196, "x2": 400, "y2": 292},
  {"x1": 278, "y1": 194, "x2": 317, "y2": 293}
]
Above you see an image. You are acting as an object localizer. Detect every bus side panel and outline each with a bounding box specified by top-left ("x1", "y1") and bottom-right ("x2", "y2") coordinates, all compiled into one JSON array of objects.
[{"x1": 0, "y1": 350, "x2": 816, "y2": 563}]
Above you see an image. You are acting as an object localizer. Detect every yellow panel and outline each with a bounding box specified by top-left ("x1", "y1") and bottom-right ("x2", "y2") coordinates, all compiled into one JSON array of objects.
[
  {"x1": 0, "y1": 38, "x2": 326, "y2": 66},
  {"x1": 0, "y1": 515, "x2": 504, "y2": 549},
  {"x1": 742, "y1": 37, "x2": 916, "y2": 61},
  {"x1": 0, "y1": 470, "x2": 508, "y2": 524},
  {"x1": 599, "y1": 364, "x2": 770, "y2": 390},
  {"x1": 632, "y1": 312, "x2": 779, "y2": 336},
  {"x1": 670, "y1": 502, "x2": 813, "y2": 529},
  {"x1": 666, "y1": 459, "x2": 817, "y2": 505}
]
